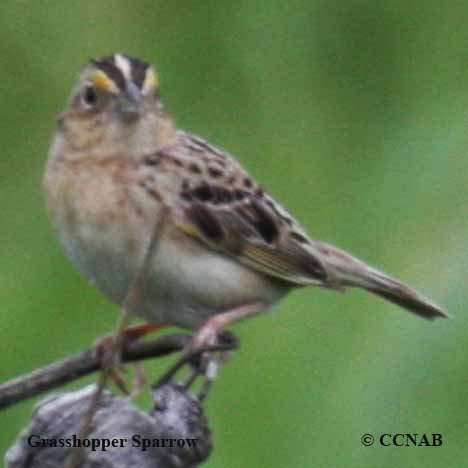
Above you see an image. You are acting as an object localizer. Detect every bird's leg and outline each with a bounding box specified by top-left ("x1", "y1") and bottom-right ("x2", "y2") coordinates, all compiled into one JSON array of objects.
[
  {"x1": 121, "y1": 322, "x2": 166, "y2": 342},
  {"x1": 187, "y1": 302, "x2": 265, "y2": 354},
  {"x1": 183, "y1": 302, "x2": 266, "y2": 393},
  {"x1": 95, "y1": 322, "x2": 166, "y2": 353},
  {"x1": 152, "y1": 303, "x2": 264, "y2": 400},
  {"x1": 153, "y1": 331, "x2": 239, "y2": 400},
  {"x1": 95, "y1": 322, "x2": 166, "y2": 393}
]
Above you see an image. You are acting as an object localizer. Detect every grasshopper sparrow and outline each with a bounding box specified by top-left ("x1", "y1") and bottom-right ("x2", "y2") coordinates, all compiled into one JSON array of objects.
[{"x1": 44, "y1": 54, "x2": 447, "y2": 352}]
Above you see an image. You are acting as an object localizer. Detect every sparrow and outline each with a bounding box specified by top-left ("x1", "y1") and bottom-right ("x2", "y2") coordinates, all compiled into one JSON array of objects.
[{"x1": 43, "y1": 53, "x2": 448, "y2": 355}]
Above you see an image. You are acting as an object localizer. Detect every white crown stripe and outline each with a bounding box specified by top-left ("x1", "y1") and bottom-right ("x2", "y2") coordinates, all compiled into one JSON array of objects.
[{"x1": 114, "y1": 54, "x2": 132, "y2": 82}]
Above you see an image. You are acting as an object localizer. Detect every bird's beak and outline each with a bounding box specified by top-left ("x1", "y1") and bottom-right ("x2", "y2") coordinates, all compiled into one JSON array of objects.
[{"x1": 119, "y1": 82, "x2": 143, "y2": 122}]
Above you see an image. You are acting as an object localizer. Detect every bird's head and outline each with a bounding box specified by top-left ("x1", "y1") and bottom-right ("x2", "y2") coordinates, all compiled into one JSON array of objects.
[{"x1": 56, "y1": 54, "x2": 172, "y2": 155}]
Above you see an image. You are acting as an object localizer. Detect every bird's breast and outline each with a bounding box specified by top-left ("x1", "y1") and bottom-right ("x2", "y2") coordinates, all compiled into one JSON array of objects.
[{"x1": 44, "y1": 157, "x2": 155, "y2": 304}]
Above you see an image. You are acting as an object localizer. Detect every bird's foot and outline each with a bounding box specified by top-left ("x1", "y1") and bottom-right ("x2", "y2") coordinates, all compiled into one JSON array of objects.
[
  {"x1": 153, "y1": 330, "x2": 238, "y2": 400},
  {"x1": 94, "y1": 322, "x2": 166, "y2": 394}
]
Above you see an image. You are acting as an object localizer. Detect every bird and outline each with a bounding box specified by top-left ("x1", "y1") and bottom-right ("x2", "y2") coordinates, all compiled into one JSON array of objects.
[{"x1": 43, "y1": 53, "x2": 448, "y2": 356}]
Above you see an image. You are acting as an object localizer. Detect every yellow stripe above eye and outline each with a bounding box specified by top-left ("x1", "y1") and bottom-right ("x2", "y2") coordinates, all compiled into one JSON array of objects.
[
  {"x1": 89, "y1": 70, "x2": 119, "y2": 93},
  {"x1": 142, "y1": 67, "x2": 158, "y2": 94}
]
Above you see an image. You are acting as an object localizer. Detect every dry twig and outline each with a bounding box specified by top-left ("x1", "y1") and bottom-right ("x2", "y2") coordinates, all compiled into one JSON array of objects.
[{"x1": 0, "y1": 333, "x2": 192, "y2": 411}]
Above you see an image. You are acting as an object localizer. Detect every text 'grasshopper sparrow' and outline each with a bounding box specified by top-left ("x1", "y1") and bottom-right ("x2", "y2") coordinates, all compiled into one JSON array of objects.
[{"x1": 44, "y1": 54, "x2": 448, "y2": 357}]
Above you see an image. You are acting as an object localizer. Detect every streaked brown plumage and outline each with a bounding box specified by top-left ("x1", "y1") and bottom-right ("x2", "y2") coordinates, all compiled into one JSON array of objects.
[{"x1": 44, "y1": 54, "x2": 447, "y2": 352}]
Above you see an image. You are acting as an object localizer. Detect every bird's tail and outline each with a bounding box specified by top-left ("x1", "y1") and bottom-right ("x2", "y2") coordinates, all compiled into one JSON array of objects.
[{"x1": 314, "y1": 242, "x2": 448, "y2": 320}]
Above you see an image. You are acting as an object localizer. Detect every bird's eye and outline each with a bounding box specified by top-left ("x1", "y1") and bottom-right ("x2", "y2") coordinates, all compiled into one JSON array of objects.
[{"x1": 82, "y1": 86, "x2": 98, "y2": 107}]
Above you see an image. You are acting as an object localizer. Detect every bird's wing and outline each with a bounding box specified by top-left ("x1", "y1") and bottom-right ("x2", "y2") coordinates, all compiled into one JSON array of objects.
[{"x1": 158, "y1": 131, "x2": 332, "y2": 286}]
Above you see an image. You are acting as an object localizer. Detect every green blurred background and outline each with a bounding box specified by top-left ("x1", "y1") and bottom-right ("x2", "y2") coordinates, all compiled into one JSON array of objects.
[{"x1": 1, "y1": 1, "x2": 467, "y2": 466}]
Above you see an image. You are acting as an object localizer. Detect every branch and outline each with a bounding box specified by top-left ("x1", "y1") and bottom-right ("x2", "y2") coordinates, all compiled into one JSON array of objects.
[{"x1": 0, "y1": 333, "x2": 192, "y2": 411}]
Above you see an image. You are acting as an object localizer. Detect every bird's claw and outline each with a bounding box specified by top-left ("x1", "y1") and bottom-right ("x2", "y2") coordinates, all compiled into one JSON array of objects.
[{"x1": 153, "y1": 331, "x2": 238, "y2": 400}]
